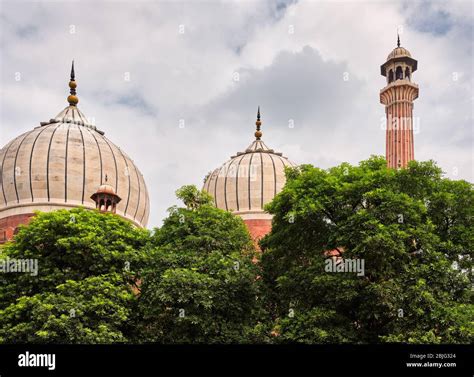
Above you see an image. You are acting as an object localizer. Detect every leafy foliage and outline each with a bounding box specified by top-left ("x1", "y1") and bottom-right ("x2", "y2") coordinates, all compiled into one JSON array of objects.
[
  {"x1": 0, "y1": 161, "x2": 471, "y2": 345},
  {"x1": 175, "y1": 185, "x2": 214, "y2": 210},
  {"x1": 137, "y1": 186, "x2": 262, "y2": 343},
  {"x1": 0, "y1": 274, "x2": 134, "y2": 343},
  {"x1": 261, "y1": 157, "x2": 473, "y2": 343},
  {"x1": 0, "y1": 208, "x2": 149, "y2": 343}
]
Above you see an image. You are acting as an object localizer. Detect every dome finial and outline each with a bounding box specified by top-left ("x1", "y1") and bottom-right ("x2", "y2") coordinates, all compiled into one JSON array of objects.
[
  {"x1": 67, "y1": 60, "x2": 79, "y2": 106},
  {"x1": 397, "y1": 33, "x2": 400, "y2": 47},
  {"x1": 255, "y1": 106, "x2": 262, "y2": 140}
]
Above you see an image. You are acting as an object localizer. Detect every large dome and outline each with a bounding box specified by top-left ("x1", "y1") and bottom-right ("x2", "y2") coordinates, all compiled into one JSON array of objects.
[
  {"x1": 203, "y1": 110, "x2": 295, "y2": 220},
  {"x1": 0, "y1": 67, "x2": 149, "y2": 228}
]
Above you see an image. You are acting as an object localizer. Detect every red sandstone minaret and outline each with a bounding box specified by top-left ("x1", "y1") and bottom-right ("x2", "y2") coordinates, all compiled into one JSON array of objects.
[{"x1": 380, "y1": 35, "x2": 419, "y2": 169}]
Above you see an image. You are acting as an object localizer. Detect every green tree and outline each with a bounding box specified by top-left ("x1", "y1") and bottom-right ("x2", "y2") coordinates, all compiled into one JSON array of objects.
[
  {"x1": 175, "y1": 184, "x2": 214, "y2": 210},
  {"x1": 0, "y1": 208, "x2": 149, "y2": 343},
  {"x1": 138, "y1": 186, "x2": 262, "y2": 343},
  {"x1": 261, "y1": 156, "x2": 473, "y2": 344}
]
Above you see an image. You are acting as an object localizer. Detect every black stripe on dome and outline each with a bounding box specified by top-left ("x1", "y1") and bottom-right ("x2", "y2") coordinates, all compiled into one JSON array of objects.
[
  {"x1": 140, "y1": 173, "x2": 148, "y2": 225},
  {"x1": 46, "y1": 124, "x2": 62, "y2": 202},
  {"x1": 277, "y1": 155, "x2": 286, "y2": 168},
  {"x1": 267, "y1": 153, "x2": 277, "y2": 198},
  {"x1": 234, "y1": 154, "x2": 246, "y2": 211},
  {"x1": 29, "y1": 126, "x2": 51, "y2": 202},
  {"x1": 116, "y1": 147, "x2": 131, "y2": 215},
  {"x1": 224, "y1": 158, "x2": 238, "y2": 211},
  {"x1": 13, "y1": 132, "x2": 31, "y2": 204},
  {"x1": 213, "y1": 164, "x2": 225, "y2": 208},
  {"x1": 1, "y1": 135, "x2": 21, "y2": 206},
  {"x1": 64, "y1": 126, "x2": 70, "y2": 202},
  {"x1": 86, "y1": 128, "x2": 103, "y2": 185},
  {"x1": 132, "y1": 161, "x2": 141, "y2": 220},
  {"x1": 248, "y1": 153, "x2": 254, "y2": 210},
  {"x1": 139, "y1": 174, "x2": 148, "y2": 225},
  {"x1": 102, "y1": 137, "x2": 119, "y2": 194},
  {"x1": 76, "y1": 109, "x2": 87, "y2": 124},
  {"x1": 77, "y1": 125, "x2": 86, "y2": 204}
]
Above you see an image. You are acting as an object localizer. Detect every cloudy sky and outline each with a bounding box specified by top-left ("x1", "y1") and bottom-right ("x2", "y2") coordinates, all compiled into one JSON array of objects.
[{"x1": 1, "y1": 0, "x2": 472, "y2": 228}]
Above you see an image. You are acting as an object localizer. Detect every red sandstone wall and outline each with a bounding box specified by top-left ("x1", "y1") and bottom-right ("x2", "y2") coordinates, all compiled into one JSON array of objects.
[
  {"x1": 0, "y1": 213, "x2": 34, "y2": 244},
  {"x1": 244, "y1": 219, "x2": 272, "y2": 246}
]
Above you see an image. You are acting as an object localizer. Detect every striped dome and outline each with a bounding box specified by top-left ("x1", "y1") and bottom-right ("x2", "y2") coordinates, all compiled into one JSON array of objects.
[
  {"x1": 203, "y1": 136, "x2": 295, "y2": 220},
  {"x1": 0, "y1": 103, "x2": 150, "y2": 228},
  {"x1": 387, "y1": 46, "x2": 411, "y2": 60}
]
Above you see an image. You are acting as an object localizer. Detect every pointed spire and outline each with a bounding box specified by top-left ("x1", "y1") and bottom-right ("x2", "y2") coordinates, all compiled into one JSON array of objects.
[
  {"x1": 70, "y1": 60, "x2": 75, "y2": 81},
  {"x1": 255, "y1": 106, "x2": 262, "y2": 140},
  {"x1": 67, "y1": 60, "x2": 79, "y2": 106},
  {"x1": 397, "y1": 33, "x2": 400, "y2": 47}
]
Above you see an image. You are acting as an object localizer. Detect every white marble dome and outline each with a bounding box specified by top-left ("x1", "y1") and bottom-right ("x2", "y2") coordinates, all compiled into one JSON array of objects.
[
  {"x1": 203, "y1": 112, "x2": 295, "y2": 220},
  {"x1": 0, "y1": 71, "x2": 149, "y2": 228}
]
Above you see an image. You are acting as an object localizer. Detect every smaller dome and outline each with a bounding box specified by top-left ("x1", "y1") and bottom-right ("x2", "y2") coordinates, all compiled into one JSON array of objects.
[
  {"x1": 387, "y1": 46, "x2": 411, "y2": 60},
  {"x1": 96, "y1": 184, "x2": 116, "y2": 195},
  {"x1": 203, "y1": 109, "x2": 296, "y2": 220},
  {"x1": 203, "y1": 139, "x2": 295, "y2": 219}
]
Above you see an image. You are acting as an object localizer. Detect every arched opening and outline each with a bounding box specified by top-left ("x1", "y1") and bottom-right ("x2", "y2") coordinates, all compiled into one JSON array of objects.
[
  {"x1": 388, "y1": 69, "x2": 394, "y2": 83},
  {"x1": 106, "y1": 199, "x2": 112, "y2": 211},
  {"x1": 405, "y1": 67, "x2": 410, "y2": 81},
  {"x1": 0, "y1": 229, "x2": 6, "y2": 242},
  {"x1": 396, "y1": 66, "x2": 403, "y2": 80},
  {"x1": 99, "y1": 199, "x2": 105, "y2": 211}
]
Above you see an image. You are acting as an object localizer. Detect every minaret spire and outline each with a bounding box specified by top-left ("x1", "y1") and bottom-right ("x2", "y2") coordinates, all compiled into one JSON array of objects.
[
  {"x1": 255, "y1": 106, "x2": 262, "y2": 140},
  {"x1": 67, "y1": 60, "x2": 79, "y2": 106},
  {"x1": 397, "y1": 33, "x2": 400, "y2": 47}
]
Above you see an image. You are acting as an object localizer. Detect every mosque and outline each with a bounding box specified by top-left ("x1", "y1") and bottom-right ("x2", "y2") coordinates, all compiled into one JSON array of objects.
[{"x1": 0, "y1": 38, "x2": 418, "y2": 243}]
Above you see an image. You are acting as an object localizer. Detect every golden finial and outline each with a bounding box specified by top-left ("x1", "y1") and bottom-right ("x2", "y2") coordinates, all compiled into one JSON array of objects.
[
  {"x1": 255, "y1": 106, "x2": 262, "y2": 140},
  {"x1": 67, "y1": 60, "x2": 79, "y2": 106}
]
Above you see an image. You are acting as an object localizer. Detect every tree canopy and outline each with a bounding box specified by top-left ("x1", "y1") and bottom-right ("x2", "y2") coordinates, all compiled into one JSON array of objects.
[
  {"x1": 137, "y1": 185, "x2": 262, "y2": 343},
  {"x1": 0, "y1": 208, "x2": 149, "y2": 343},
  {"x1": 260, "y1": 156, "x2": 473, "y2": 343}
]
